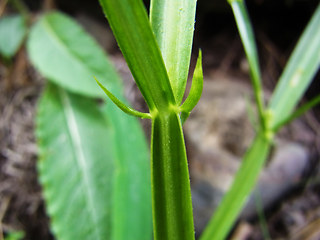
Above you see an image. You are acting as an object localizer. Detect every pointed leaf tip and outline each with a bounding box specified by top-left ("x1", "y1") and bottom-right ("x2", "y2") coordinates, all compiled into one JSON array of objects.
[
  {"x1": 180, "y1": 50, "x2": 203, "y2": 122},
  {"x1": 95, "y1": 77, "x2": 152, "y2": 119}
]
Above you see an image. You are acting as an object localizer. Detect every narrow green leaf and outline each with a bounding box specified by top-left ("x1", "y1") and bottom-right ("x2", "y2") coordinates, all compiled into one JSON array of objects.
[
  {"x1": 201, "y1": 132, "x2": 271, "y2": 240},
  {"x1": 96, "y1": 78, "x2": 151, "y2": 119},
  {"x1": 27, "y1": 12, "x2": 120, "y2": 98},
  {"x1": 180, "y1": 50, "x2": 203, "y2": 123},
  {"x1": 0, "y1": 14, "x2": 27, "y2": 58},
  {"x1": 98, "y1": 0, "x2": 176, "y2": 112},
  {"x1": 150, "y1": 0, "x2": 197, "y2": 104},
  {"x1": 229, "y1": 0, "x2": 265, "y2": 129},
  {"x1": 102, "y1": 102, "x2": 153, "y2": 240},
  {"x1": 273, "y1": 94, "x2": 320, "y2": 132},
  {"x1": 37, "y1": 83, "x2": 114, "y2": 240},
  {"x1": 151, "y1": 112, "x2": 195, "y2": 240},
  {"x1": 268, "y1": 3, "x2": 320, "y2": 128}
]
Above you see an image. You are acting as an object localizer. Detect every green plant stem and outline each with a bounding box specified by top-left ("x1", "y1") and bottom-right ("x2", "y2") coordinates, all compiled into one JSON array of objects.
[
  {"x1": 151, "y1": 111, "x2": 194, "y2": 240},
  {"x1": 228, "y1": 0, "x2": 266, "y2": 130},
  {"x1": 98, "y1": 1, "x2": 196, "y2": 239},
  {"x1": 200, "y1": 132, "x2": 272, "y2": 240}
]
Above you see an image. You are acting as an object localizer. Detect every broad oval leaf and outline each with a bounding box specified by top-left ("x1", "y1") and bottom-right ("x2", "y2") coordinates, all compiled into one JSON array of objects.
[
  {"x1": 27, "y1": 12, "x2": 120, "y2": 97},
  {"x1": 37, "y1": 83, "x2": 114, "y2": 240},
  {"x1": 32, "y1": 11, "x2": 153, "y2": 240},
  {"x1": 0, "y1": 14, "x2": 27, "y2": 58},
  {"x1": 103, "y1": 102, "x2": 152, "y2": 240}
]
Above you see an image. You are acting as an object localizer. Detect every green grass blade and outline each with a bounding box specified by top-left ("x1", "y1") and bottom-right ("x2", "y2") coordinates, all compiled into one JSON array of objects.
[
  {"x1": 268, "y1": 3, "x2": 320, "y2": 128},
  {"x1": 27, "y1": 12, "x2": 120, "y2": 98},
  {"x1": 180, "y1": 50, "x2": 203, "y2": 124},
  {"x1": 273, "y1": 94, "x2": 320, "y2": 132},
  {"x1": 37, "y1": 84, "x2": 114, "y2": 240},
  {"x1": 151, "y1": 112, "x2": 195, "y2": 240},
  {"x1": 99, "y1": 0, "x2": 176, "y2": 112},
  {"x1": 229, "y1": 0, "x2": 265, "y2": 129},
  {"x1": 200, "y1": 133, "x2": 271, "y2": 240},
  {"x1": 150, "y1": 0, "x2": 197, "y2": 104}
]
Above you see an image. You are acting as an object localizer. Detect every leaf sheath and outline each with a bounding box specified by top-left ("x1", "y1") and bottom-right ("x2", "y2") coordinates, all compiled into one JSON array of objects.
[{"x1": 151, "y1": 112, "x2": 195, "y2": 240}]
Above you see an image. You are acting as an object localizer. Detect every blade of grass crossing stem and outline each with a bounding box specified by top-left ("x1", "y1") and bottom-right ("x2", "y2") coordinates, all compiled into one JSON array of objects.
[
  {"x1": 229, "y1": 0, "x2": 265, "y2": 129},
  {"x1": 268, "y1": 3, "x2": 320, "y2": 128},
  {"x1": 151, "y1": 112, "x2": 195, "y2": 240},
  {"x1": 200, "y1": 133, "x2": 271, "y2": 240},
  {"x1": 98, "y1": 0, "x2": 175, "y2": 112},
  {"x1": 150, "y1": 0, "x2": 197, "y2": 104}
]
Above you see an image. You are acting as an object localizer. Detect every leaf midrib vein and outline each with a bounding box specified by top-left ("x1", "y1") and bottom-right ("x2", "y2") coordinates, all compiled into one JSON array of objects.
[{"x1": 59, "y1": 88, "x2": 101, "y2": 240}]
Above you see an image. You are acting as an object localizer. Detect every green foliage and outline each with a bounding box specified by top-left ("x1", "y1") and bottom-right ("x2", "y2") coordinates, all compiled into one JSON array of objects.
[
  {"x1": 151, "y1": 112, "x2": 194, "y2": 240},
  {"x1": 0, "y1": 14, "x2": 27, "y2": 58},
  {"x1": 200, "y1": 133, "x2": 271, "y2": 240},
  {"x1": 180, "y1": 51, "x2": 204, "y2": 124},
  {"x1": 4, "y1": 231, "x2": 24, "y2": 240},
  {"x1": 28, "y1": 11, "x2": 152, "y2": 240},
  {"x1": 201, "y1": 1, "x2": 320, "y2": 240},
  {"x1": 150, "y1": 0, "x2": 197, "y2": 103},
  {"x1": 228, "y1": 1, "x2": 265, "y2": 128},
  {"x1": 27, "y1": 12, "x2": 120, "y2": 98},
  {"x1": 2, "y1": 0, "x2": 317, "y2": 239},
  {"x1": 98, "y1": 0, "x2": 175, "y2": 112},
  {"x1": 96, "y1": 78, "x2": 152, "y2": 119},
  {"x1": 268, "y1": 2, "x2": 320, "y2": 128},
  {"x1": 37, "y1": 84, "x2": 114, "y2": 240},
  {"x1": 98, "y1": 0, "x2": 200, "y2": 239},
  {"x1": 101, "y1": 102, "x2": 152, "y2": 240}
]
